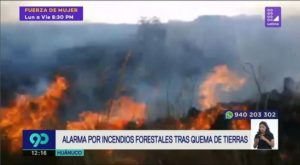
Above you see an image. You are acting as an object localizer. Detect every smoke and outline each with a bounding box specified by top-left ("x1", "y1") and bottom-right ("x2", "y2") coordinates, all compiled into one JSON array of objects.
[{"x1": 1, "y1": 15, "x2": 300, "y2": 120}]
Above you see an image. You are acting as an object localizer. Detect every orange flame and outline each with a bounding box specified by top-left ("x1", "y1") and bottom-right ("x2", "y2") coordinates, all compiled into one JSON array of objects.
[
  {"x1": 199, "y1": 65, "x2": 246, "y2": 110},
  {"x1": 67, "y1": 96, "x2": 146, "y2": 130},
  {"x1": 193, "y1": 65, "x2": 247, "y2": 129},
  {"x1": 230, "y1": 105, "x2": 250, "y2": 130},
  {"x1": 0, "y1": 76, "x2": 68, "y2": 152},
  {"x1": 192, "y1": 105, "x2": 225, "y2": 129},
  {"x1": 192, "y1": 105, "x2": 250, "y2": 130}
]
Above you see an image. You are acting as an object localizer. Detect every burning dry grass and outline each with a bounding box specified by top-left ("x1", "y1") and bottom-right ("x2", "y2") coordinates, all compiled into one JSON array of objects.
[
  {"x1": 192, "y1": 105, "x2": 225, "y2": 130},
  {"x1": 230, "y1": 105, "x2": 250, "y2": 130},
  {"x1": 67, "y1": 96, "x2": 146, "y2": 130},
  {"x1": 0, "y1": 64, "x2": 250, "y2": 154},
  {"x1": 0, "y1": 76, "x2": 68, "y2": 152},
  {"x1": 199, "y1": 65, "x2": 246, "y2": 110},
  {"x1": 194, "y1": 65, "x2": 248, "y2": 130}
]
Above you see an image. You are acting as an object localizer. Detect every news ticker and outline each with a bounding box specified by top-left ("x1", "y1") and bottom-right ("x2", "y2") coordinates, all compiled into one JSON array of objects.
[{"x1": 23, "y1": 119, "x2": 278, "y2": 156}]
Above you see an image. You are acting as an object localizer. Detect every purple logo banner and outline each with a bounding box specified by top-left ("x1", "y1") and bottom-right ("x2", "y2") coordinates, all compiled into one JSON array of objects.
[
  {"x1": 20, "y1": 6, "x2": 83, "y2": 21},
  {"x1": 265, "y1": 7, "x2": 281, "y2": 28}
]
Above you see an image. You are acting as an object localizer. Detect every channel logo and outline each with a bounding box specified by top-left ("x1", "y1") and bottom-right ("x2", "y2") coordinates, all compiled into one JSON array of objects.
[
  {"x1": 23, "y1": 130, "x2": 55, "y2": 150},
  {"x1": 265, "y1": 7, "x2": 281, "y2": 27},
  {"x1": 30, "y1": 132, "x2": 49, "y2": 147}
]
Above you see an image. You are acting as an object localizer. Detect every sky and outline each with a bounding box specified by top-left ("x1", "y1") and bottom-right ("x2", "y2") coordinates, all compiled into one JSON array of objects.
[{"x1": 1, "y1": 1, "x2": 300, "y2": 24}]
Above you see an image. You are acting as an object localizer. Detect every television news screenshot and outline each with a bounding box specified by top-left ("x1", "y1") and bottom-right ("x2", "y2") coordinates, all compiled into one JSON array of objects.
[{"x1": 0, "y1": 1, "x2": 299, "y2": 165}]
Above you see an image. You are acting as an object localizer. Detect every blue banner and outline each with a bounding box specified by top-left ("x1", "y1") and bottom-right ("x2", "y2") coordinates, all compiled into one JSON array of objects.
[
  {"x1": 20, "y1": 6, "x2": 83, "y2": 21},
  {"x1": 224, "y1": 110, "x2": 278, "y2": 120}
]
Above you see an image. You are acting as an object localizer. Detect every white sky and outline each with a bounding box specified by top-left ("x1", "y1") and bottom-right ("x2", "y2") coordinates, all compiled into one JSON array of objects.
[{"x1": 1, "y1": 1, "x2": 300, "y2": 24}]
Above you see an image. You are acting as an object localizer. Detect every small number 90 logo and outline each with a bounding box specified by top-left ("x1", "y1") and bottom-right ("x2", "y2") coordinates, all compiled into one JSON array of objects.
[{"x1": 29, "y1": 133, "x2": 49, "y2": 147}]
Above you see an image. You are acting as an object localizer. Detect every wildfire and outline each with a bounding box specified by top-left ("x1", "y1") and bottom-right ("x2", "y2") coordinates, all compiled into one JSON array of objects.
[
  {"x1": 193, "y1": 65, "x2": 247, "y2": 129},
  {"x1": 67, "y1": 96, "x2": 146, "y2": 130},
  {"x1": 192, "y1": 104, "x2": 225, "y2": 129},
  {"x1": 0, "y1": 76, "x2": 68, "y2": 152},
  {"x1": 199, "y1": 65, "x2": 246, "y2": 110},
  {"x1": 0, "y1": 64, "x2": 250, "y2": 153},
  {"x1": 230, "y1": 105, "x2": 250, "y2": 130}
]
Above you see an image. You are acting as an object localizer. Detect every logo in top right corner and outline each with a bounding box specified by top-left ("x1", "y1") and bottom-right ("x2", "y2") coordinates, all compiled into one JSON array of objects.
[{"x1": 265, "y1": 7, "x2": 281, "y2": 28}]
